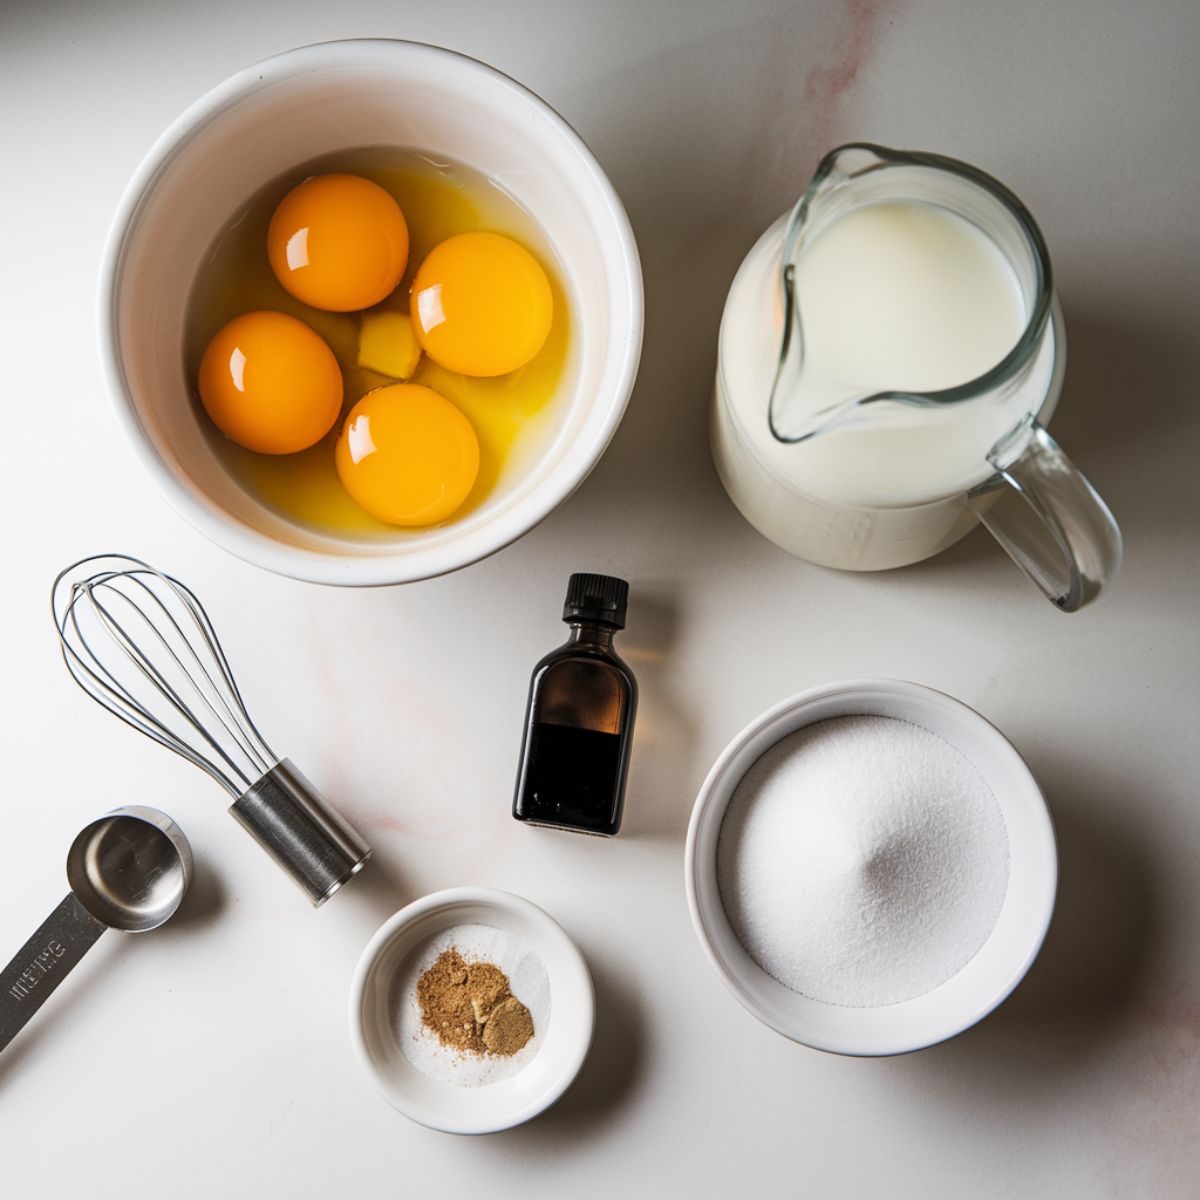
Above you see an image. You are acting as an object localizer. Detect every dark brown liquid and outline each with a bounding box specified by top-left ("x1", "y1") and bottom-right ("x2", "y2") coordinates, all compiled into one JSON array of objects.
[
  {"x1": 516, "y1": 723, "x2": 625, "y2": 835},
  {"x1": 513, "y1": 610, "x2": 637, "y2": 838}
]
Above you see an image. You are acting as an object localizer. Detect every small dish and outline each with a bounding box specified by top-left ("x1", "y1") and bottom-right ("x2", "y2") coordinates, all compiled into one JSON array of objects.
[
  {"x1": 685, "y1": 678, "x2": 1057, "y2": 1056},
  {"x1": 100, "y1": 39, "x2": 642, "y2": 586},
  {"x1": 349, "y1": 887, "x2": 594, "y2": 1134}
]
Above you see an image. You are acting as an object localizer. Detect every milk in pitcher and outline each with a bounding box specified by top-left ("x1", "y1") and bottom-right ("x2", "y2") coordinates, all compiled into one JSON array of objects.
[
  {"x1": 721, "y1": 199, "x2": 1057, "y2": 501},
  {"x1": 712, "y1": 143, "x2": 1122, "y2": 606}
]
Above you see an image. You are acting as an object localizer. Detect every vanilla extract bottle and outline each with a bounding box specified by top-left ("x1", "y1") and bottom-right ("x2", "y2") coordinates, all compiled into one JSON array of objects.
[{"x1": 512, "y1": 574, "x2": 638, "y2": 837}]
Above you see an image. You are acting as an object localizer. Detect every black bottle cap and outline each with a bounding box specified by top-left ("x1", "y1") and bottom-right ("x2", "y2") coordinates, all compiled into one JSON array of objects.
[{"x1": 563, "y1": 573, "x2": 629, "y2": 629}]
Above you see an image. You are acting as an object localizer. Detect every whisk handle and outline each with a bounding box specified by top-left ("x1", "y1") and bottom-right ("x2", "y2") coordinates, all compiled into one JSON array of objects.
[
  {"x1": 0, "y1": 894, "x2": 106, "y2": 1054},
  {"x1": 230, "y1": 759, "x2": 371, "y2": 906}
]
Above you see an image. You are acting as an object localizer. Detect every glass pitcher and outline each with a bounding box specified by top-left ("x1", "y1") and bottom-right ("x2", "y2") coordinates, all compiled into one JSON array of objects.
[{"x1": 712, "y1": 143, "x2": 1121, "y2": 611}]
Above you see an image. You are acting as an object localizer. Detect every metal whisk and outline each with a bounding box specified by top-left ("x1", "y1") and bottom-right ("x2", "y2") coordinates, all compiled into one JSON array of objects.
[{"x1": 52, "y1": 554, "x2": 370, "y2": 905}]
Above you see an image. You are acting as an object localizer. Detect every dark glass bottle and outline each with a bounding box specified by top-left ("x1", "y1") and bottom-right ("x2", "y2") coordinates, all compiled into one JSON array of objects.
[{"x1": 512, "y1": 574, "x2": 638, "y2": 837}]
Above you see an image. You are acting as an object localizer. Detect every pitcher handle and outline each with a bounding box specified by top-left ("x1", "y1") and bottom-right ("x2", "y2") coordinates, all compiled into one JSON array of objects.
[{"x1": 967, "y1": 423, "x2": 1122, "y2": 612}]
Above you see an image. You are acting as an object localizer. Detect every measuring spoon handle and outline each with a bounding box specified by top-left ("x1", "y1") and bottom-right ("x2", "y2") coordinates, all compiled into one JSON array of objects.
[{"x1": 0, "y1": 893, "x2": 106, "y2": 1054}]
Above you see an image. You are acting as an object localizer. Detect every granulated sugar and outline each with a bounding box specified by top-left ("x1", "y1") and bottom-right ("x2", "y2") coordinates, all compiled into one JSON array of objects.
[
  {"x1": 717, "y1": 715, "x2": 1009, "y2": 1008},
  {"x1": 391, "y1": 923, "x2": 550, "y2": 1086}
]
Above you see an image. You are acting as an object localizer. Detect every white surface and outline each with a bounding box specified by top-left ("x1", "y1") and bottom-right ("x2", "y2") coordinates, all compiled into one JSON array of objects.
[
  {"x1": 351, "y1": 888, "x2": 591, "y2": 1132},
  {"x1": 690, "y1": 681, "x2": 1054, "y2": 1053},
  {"x1": 103, "y1": 39, "x2": 642, "y2": 584},
  {"x1": 1, "y1": 1, "x2": 1198, "y2": 1196}
]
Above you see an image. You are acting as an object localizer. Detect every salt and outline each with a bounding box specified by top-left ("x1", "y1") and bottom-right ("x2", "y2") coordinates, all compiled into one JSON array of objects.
[
  {"x1": 391, "y1": 923, "x2": 551, "y2": 1086},
  {"x1": 717, "y1": 715, "x2": 1010, "y2": 1008}
]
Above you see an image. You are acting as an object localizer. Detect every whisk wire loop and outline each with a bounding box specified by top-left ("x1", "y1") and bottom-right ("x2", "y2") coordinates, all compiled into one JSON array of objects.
[
  {"x1": 58, "y1": 616, "x2": 235, "y2": 792},
  {"x1": 52, "y1": 554, "x2": 280, "y2": 797},
  {"x1": 86, "y1": 581, "x2": 258, "y2": 792}
]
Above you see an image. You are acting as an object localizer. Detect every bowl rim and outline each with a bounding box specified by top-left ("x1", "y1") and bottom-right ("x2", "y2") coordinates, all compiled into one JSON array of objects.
[
  {"x1": 684, "y1": 677, "x2": 1058, "y2": 1056},
  {"x1": 348, "y1": 885, "x2": 595, "y2": 1134},
  {"x1": 98, "y1": 38, "x2": 643, "y2": 587}
]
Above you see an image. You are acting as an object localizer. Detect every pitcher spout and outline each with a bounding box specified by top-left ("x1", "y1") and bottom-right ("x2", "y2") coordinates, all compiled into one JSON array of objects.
[
  {"x1": 768, "y1": 144, "x2": 897, "y2": 444},
  {"x1": 767, "y1": 143, "x2": 1054, "y2": 446}
]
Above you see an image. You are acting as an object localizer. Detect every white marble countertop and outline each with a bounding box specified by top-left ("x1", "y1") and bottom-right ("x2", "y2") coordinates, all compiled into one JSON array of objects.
[{"x1": 1, "y1": 2, "x2": 1198, "y2": 1195}]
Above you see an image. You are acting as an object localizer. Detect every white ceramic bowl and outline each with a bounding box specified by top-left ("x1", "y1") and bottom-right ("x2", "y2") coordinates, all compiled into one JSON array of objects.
[
  {"x1": 349, "y1": 887, "x2": 594, "y2": 1133},
  {"x1": 100, "y1": 39, "x2": 642, "y2": 585},
  {"x1": 685, "y1": 679, "x2": 1057, "y2": 1056}
]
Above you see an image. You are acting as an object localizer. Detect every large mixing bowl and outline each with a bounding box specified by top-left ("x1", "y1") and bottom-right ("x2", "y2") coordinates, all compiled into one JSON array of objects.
[{"x1": 101, "y1": 39, "x2": 642, "y2": 585}]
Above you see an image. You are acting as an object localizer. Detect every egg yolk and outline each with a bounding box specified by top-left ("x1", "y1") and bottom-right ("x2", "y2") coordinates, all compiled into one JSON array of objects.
[
  {"x1": 335, "y1": 384, "x2": 480, "y2": 526},
  {"x1": 198, "y1": 311, "x2": 343, "y2": 454},
  {"x1": 411, "y1": 232, "x2": 553, "y2": 377},
  {"x1": 268, "y1": 174, "x2": 409, "y2": 312}
]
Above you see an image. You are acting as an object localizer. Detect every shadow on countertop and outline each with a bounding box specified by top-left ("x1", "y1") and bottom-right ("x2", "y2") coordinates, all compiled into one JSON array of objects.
[
  {"x1": 484, "y1": 948, "x2": 647, "y2": 1151},
  {"x1": 620, "y1": 583, "x2": 703, "y2": 843},
  {"x1": 902, "y1": 763, "x2": 1162, "y2": 1101},
  {"x1": 0, "y1": 852, "x2": 226, "y2": 1091},
  {"x1": 336, "y1": 848, "x2": 412, "y2": 928}
]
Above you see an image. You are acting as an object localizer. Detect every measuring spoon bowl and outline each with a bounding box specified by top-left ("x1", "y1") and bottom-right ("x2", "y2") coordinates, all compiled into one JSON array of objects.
[{"x1": 66, "y1": 806, "x2": 191, "y2": 932}]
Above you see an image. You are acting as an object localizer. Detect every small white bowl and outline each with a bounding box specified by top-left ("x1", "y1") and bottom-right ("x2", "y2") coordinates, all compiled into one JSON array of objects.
[
  {"x1": 349, "y1": 887, "x2": 594, "y2": 1134},
  {"x1": 100, "y1": 39, "x2": 642, "y2": 586},
  {"x1": 685, "y1": 679, "x2": 1056, "y2": 1056}
]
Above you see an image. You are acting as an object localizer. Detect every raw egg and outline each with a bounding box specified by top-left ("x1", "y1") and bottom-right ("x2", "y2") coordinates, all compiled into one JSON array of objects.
[
  {"x1": 198, "y1": 311, "x2": 342, "y2": 454},
  {"x1": 268, "y1": 173, "x2": 409, "y2": 312},
  {"x1": 335, "y1": 383, "x2": 480, "y2": 526},
  {"x1": 411, "y1": 232, "x2": 553, "y2": 376}
]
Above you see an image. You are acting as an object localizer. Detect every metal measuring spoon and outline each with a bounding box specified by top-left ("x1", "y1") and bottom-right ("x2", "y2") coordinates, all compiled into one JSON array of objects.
[{"x1": 0, "y1": 807, "x2": 192, "y2": 1053}]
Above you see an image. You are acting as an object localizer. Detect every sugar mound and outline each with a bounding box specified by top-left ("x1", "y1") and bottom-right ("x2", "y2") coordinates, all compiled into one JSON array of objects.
[{"x1": 717, "y1": 715, "x2": 1009, "y2": 1008}]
